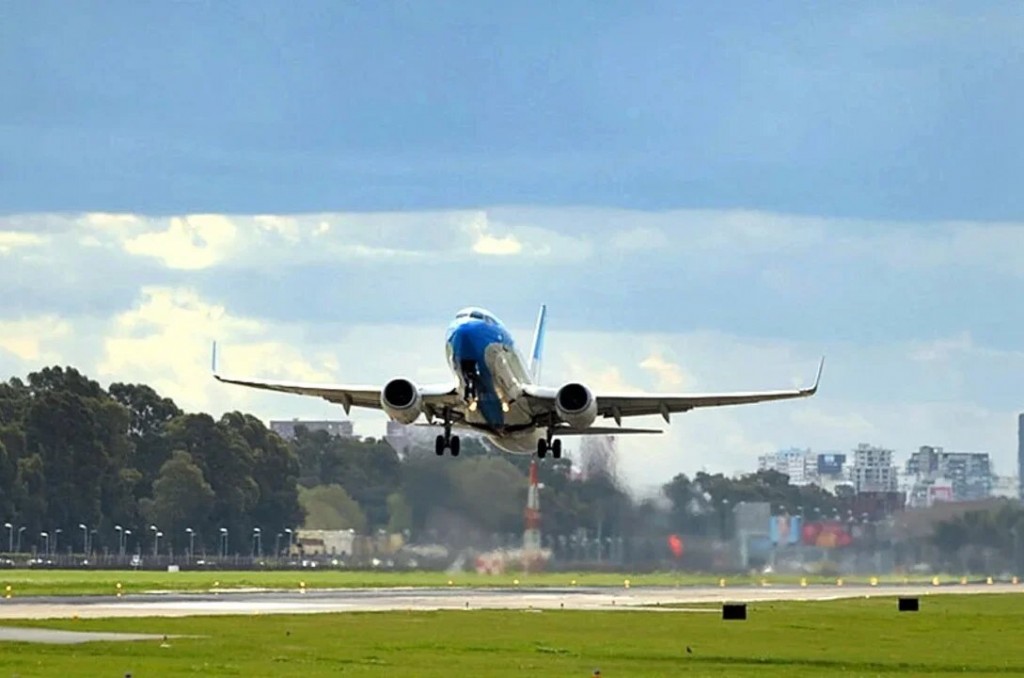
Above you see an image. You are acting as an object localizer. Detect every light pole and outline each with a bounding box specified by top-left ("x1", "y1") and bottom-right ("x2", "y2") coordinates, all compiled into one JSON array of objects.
[
  {"x1": 220, "y1": 527, "x2": 228, "y2": 558},
  {"x1": 155, "y1": 531, "x2": 163, "y2": 556},
  {"x1": 53, "y1": 528, "x2": 62, "y2": 555},
  {"x1": 17, "y1": 526, "x2": 25, "y2": 553},
  {"x1": 275, "y1": 532, "x2": 282, "y2": 558},
  {"x1": 284, "y1": 528, "x2": 293, "y2": 557},
  {"x1": 3, "y1": 523, "x2": 11, "y2": 553},
  {"x1": 185, "y1": 528, "x2": 195, "y2": 561},
  {"x1": 124, "y1": 529, "x2": 132, "y2": 555},
  {"x1": 252, "y1": 527, "x2": 261, "y2": 558},
  {"x1": 114, "y1": 525, "x2": 124, "y2": 556},
  {"x1": 40, "y1": 531, "x2": 49, "y2": 556},
  {"x1": 150, "y1": 525, "x2": 159, "y2": 557},
  {"x1": 78, "y1": 523, "x2": 88, "y2": 554}
]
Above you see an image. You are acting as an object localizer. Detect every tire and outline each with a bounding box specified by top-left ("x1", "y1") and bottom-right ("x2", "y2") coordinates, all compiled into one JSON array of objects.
[{"x1": 450, "y1": 435, "x2": 461, "y2": 457}]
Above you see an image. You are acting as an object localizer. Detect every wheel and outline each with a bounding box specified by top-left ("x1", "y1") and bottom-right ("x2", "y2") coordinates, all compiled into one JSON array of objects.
[
  {"x1": 552, "y1": 439, "x2": 562, "y2": 459},
  {"x1": 536, "y1": 438, "x2": 547, "y2": 459},
  {"x1": 435, "y1": 435, "x2": 446, "y2": 456},
  {"x1": 450, "y1": 435, "x2": 461, "y2": 457}
]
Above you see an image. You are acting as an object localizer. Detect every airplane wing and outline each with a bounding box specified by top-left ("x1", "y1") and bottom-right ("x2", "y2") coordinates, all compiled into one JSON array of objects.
[
  {"x1": 524, "y1": 357, "x2": 824, "y2": 425},
  {"x1": 210, "y1": 343, "x2": 458, "y2": 415}
]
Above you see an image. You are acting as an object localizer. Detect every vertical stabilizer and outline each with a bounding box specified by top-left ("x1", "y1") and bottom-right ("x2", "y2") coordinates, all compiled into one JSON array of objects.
[{"x1": 528, "y1": 304, "x2": 547, "y2": 383}]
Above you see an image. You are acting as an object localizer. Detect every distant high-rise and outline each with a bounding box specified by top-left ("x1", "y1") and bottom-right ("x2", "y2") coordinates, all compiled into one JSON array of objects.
[{"x1": 1018, "y1": 414, "x2": 1024, "y2": 500}]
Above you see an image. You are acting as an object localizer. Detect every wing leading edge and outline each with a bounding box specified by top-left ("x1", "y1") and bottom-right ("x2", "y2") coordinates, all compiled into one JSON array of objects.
[
  {"x1": 210, "y1": 342, "x2": 457, "y2": 415},
  {"x1": 525, "y1": 357, "x2": 824, "y2": 425}
]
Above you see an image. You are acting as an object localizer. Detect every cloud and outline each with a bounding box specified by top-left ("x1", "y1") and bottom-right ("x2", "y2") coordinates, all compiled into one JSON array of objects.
[
  {"x1": 122, "y1": 215, "x2": 239, "y2": 270},
  {"x1": 0, "y1": 316, "x2": 72, "y2": 362},
  {"x1": 638, "y1": 352, "x2": 689, "y2": 390},
  {"x1": 95, "y1": 287, "x2": 337, "y2": 413},
  {"x1": 0, "y1": 232, "x2": 48, "y2": 254}
]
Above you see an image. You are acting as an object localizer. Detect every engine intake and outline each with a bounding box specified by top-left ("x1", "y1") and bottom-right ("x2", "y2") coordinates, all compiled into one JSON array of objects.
[
  {"x1": 555, "y1": 382, "x2": 597, "y2": 430},
  {"x1": 381, "y1": 378, "x2": 423, "y2": 424}
]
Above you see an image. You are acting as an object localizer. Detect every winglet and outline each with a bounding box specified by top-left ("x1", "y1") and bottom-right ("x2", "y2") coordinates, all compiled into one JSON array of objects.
[
  {"x1": 528, "y1": 304, "x2": 547, "y2": 383},
  {"x1": 211, "y1": 341, "x2": 220, "y2": 378},
  {"x1": 810, "y1": 356, "x2": 825, "y2": 393}
]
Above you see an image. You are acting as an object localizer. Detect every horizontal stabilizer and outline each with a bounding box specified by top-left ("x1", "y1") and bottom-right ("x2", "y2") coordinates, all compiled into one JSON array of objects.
[{"x1": 554, "y1": 427, "x2": 662, "y2": 436}]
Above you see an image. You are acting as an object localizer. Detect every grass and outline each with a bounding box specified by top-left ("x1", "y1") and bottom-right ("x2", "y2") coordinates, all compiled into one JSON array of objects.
[
  {"x1": 1, "y1": 594, "x2": 1023, "y2": 676},
  {"x1": 0, "y1": 569, "x2": 997, "y2": 597}
]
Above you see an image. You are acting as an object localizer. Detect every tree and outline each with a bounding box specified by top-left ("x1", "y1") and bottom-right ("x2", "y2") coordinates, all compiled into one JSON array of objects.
[
  {"x1": 298, "y1": 485, "x2": 367, "y2": 532},
  {"x1": 140, "y1": 451, "x2": 216, "y2": 546},
  {"x1": 386, "y1": 492, "x2": 412, "y2": 534}
]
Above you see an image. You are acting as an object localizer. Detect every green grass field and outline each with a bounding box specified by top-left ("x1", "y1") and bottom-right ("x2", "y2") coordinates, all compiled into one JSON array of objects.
[
  {"x1": 0, "y1": 569, "x2": 994, "y2": 597},
  {"x1": 1, "y1": 594, "x2": 1023, "y2": 676}
]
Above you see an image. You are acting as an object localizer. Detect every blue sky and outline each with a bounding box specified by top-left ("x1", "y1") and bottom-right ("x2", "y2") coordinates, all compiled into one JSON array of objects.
[
  {"x1": 3, "y1": 2, "x2": 1022, "y2": 217},
  {"x1": 1, "y1": 3, "x2": 1023, "y2": 491}
]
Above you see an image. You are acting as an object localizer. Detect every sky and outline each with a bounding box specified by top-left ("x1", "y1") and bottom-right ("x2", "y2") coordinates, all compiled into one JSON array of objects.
[{"x1": 1, "y1": 2, "x2": 1022, "y2": 494}]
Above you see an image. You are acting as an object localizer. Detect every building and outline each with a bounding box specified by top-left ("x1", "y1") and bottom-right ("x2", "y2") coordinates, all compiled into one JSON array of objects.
[
  {"x1": 270, "y1": 419, "x2": 354, "y2": 441},
  {"x1": 905, "y1": 445, "x2": 993, "y2": 506},
  {"x1": 852, "y1": 443, "x2": 898, "y2": 493},
  {"x1": 757, "y1": 448, "x2": 813, "y2": 485}
]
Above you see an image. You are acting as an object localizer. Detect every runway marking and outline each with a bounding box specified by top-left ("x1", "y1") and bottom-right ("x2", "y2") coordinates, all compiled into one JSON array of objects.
[{"x1": 0, "y1": 584, "x2": 1020, "y2": 620}]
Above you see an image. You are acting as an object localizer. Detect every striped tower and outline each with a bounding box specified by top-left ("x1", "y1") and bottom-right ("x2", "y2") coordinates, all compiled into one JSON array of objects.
[{"x1": 523, "y1": 460, "x2": 542, "y2": 553}]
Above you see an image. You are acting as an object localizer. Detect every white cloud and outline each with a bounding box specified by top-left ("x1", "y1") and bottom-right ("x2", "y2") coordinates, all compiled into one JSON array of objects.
[
  {"x1": 96, "y1": 287, "x2": 337, "y2": 412},
  {"x1": 639, "y1": 352, "x2": 690, "y2": 390},
  {"x1": 0, "y1": 316, "x2": 72, "y2": 361},
  {"x1": 0, "y1": 232, "x2": 48, "y2": 254},
  {"x1": 465, "y1": 212, "x2": 523, "y2": 256},
  {"x1": 122, "y1": 215, "x2": 239, "y2": 270}
]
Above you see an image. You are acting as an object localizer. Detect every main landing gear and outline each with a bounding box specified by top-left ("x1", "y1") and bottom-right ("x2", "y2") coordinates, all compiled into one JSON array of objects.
[
  {"x1": 435, "y1": 411, "x2": 460, "y2": 456},
  {"x1": 536, "y1": 435, "x2": 562, "y2": 459}
]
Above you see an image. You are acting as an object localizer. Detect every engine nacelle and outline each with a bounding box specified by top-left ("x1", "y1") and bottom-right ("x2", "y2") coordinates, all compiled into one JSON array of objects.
[
  {"x1": 380, "y1": 378, "x2": 423, "y2": 425},
  {"x1": 555, "y1": 382, "x2": 598, "y2": 430}
]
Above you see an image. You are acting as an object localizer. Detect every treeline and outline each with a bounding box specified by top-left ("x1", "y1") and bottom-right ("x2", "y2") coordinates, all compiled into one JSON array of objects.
[{"x1": 0, "y1": 365, "x2": 859, "y2": 558}]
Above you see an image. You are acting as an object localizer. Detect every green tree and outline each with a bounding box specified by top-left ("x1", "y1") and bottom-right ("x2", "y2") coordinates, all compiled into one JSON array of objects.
[
  {"x1": 139, "y1": 451, "x2": 216, "y2": 547},
  {"x1": 386, "y1": 492, "x2": 412, "y2": 534},
  {"x1": 299, "y1": 484, "x2": 367, "y2": 532}
]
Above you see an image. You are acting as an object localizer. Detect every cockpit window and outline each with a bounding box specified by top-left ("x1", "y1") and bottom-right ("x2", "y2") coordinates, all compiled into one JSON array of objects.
[{"x1": 455, "y1": 307, "x2": 498, "y2": 324}]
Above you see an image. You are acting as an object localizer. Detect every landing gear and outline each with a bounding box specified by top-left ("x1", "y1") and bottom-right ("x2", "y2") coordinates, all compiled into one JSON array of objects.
[
  {"x1": 435, "y1": 411, "x2": 460, "y2": 456},
  {"x1": 536, "y1": 436, "x2": 562, "y2": 459}
]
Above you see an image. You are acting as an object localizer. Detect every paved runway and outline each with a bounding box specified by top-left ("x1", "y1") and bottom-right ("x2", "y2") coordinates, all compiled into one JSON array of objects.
[{"x1": 0, "y1": 583, "x2": 1020, "y2": 620}]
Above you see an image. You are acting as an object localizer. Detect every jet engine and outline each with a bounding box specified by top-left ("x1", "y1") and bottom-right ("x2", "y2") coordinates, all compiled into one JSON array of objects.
[
  {"x1": 380, "y1": 378, "x2": 423, "y2": 424},
  {"x1": 555, "y1": 382, "x2": 598, "y2": 429}
]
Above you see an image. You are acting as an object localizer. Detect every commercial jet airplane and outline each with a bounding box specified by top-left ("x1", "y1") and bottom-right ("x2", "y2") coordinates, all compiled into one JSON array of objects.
[{"x1": 213, "y1": 306, "x2": 823, "y2": 459}]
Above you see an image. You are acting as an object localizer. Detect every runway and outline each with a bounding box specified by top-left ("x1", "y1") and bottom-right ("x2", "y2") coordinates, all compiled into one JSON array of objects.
[{"x1": 0, "y1": 583, "x2": 1020, "y2": 620}]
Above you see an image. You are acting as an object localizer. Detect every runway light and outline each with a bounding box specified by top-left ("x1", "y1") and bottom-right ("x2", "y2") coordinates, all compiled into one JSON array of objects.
[
  {"x1": 932, "y1": 577, "x2": 940, "y2": 586},
  {"x1": 718, "y1": 578, "x2": 726, "y2": 588},
  {"x1": 870, "y1": 577, "x2": 878, "y2": 586},
  {"x1": 800, "y1": 577, "x2": 807, "y2": 587},
  {"x1": 836, "y1": 578, "x2": 843, "y2": 586},
  {"x1": 987, "y1": 577, "x2": 994, "y2": 585},
  {"x1": 624, "y1": 579, "x2": 630, "y2": 589},
  {"x1": 513, "y1": 579, "x2": 519, "y2": 586},
  {"x1": 960, "y1": 577, "x2": 968, "y2": 585},
  {"x1": 1014, "y1": 576, "x2": 1019, "y2": 585}
]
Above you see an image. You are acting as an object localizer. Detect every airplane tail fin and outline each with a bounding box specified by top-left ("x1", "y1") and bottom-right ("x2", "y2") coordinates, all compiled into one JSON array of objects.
[{"x1": 528, "y1": 304, "x2": 547, "y2": 383}]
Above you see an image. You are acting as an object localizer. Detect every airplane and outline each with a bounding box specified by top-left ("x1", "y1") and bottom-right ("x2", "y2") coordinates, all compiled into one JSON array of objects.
[{"x1": 212, "y1": 305, "x2": 823, "y2": 459}]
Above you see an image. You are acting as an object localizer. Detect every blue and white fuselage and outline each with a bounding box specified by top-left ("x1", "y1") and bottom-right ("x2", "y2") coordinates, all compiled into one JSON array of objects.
[{"x1": 444, "y1": 307, "x2": 546, "y2": 453}]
